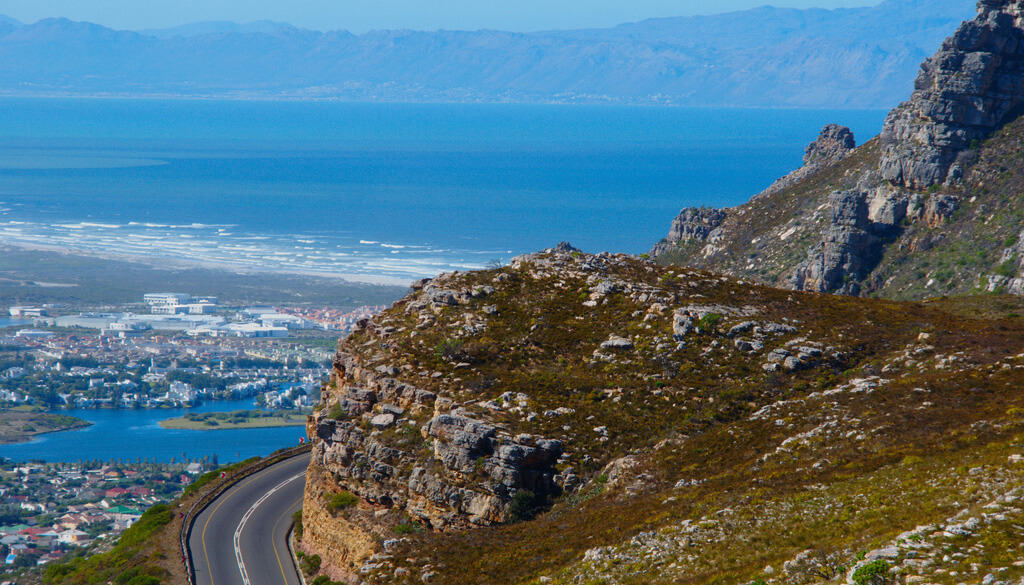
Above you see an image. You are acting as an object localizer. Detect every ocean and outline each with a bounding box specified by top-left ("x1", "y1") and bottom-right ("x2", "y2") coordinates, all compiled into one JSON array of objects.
[{"x1": 0, "y1": 99, "x2": 887, "y2": 284}]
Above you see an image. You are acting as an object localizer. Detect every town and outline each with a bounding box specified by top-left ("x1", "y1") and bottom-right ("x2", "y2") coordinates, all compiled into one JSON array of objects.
[
  {"x1": 0, "y1": 292, "x2": 382, "y2": 577},
  {"x1": 0, "y1": 293, "x2": 383, "y2": 411},
  {"x1": 0, "y1": 458, "x2": 204, "y2": 575}
]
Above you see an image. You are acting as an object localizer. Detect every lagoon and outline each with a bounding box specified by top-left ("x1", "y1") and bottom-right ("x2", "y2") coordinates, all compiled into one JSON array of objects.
[{"x1": 0, "y1": 399, "x2": 308, "y2": 464}]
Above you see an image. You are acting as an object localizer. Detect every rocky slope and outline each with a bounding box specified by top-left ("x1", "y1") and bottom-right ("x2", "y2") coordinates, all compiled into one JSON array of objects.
[
  {"x1": 651, "y1": 0, "x2": 1024, "y2": 300},
  {"x1": 298, "y1": 245, "x2": 1024, "y2": 585}
]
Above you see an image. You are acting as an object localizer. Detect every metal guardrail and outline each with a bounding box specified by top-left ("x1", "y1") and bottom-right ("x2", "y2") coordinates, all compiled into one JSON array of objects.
[{"x1": 179, "y1": 443, "x2": 313, "y2": 585}]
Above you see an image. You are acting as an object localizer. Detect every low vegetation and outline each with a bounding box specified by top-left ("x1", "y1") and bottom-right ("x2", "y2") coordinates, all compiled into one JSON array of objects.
[
  {"x1": 43, "y1": 505, "x2": 173, "y2": 585},
  {"x1": 325, "y1": 490, "x2": 359, "y2": 514},
  {"x1": 0, "y1": 409, "x2": 91, "y2": 443},
  {"x1": 304, "y1": 249, "x2": 1024, "y2": 585},
  {"x1": 159, "y1": 409, "x2": 308, "y2": 430}
]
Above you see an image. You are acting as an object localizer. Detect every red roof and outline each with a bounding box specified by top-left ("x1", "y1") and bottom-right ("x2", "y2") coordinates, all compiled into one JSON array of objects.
[{"x1": 19, "y1": 527, "x2": 48, "y2": 536}]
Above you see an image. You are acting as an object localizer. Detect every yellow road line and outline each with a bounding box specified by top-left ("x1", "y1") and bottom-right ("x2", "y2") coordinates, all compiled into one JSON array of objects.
[
  {"x1": 271, "y1": 495, "x2": 303, "y2": 585},
  {"x1": 201, "y1": 474, "x2": 264, "y2": 585}
]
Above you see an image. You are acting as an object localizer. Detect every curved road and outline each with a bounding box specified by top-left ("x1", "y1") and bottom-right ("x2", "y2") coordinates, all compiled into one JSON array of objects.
[{"x1": 189, "y1": 453, "x2": 310, "y2": 585}]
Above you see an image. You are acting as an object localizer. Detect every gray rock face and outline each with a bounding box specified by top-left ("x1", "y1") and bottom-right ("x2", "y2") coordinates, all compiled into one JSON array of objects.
[
  {"x1": 650, "y1": 207, "x2": 727, "y2": 257},
  {"x1": 313, "y1": 352, "x2": 563, "y2": 530},
  {"x1": 755, "y1": 124, "x2": 858, "y2": 200},
  {"x1": 553, "y1": 241, "x2": 581, "y2": 253},
  {"x1": 790, "y1": 190, "x2": 878, "y2": 294},
  {"x1": 880, "y1": 0, "x2": 1024, "y2": 189},
  {"x1": 804, "y1": 124, "x2": 857, "y2": 166},
  {"x1": 424, "y1": 414, "x2": 497, "y2": 472}
]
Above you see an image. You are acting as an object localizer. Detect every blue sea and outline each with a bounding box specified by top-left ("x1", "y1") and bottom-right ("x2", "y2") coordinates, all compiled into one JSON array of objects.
[{"x1": 0, "y1": 99, "x2": 886, "y2": 284}]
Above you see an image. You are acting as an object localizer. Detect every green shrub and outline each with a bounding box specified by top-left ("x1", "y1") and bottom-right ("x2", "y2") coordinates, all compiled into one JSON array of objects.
[
  {"x1": 292, "y1": 509, "x2": 303, "y2": 541},
  {"x1": 327, "y1": 401, "x2": 344, "y2": 420},
  {"x1": 696, "y1": 312, "x2": 723, "y2": 332},
  {"x1": 900, "y1": 455, "x2": 924, "y2": 466},
  {"x1": 118, "y1": 504, "x2": 173, "y2": 548},
  {"x1": 852, "y1": 560, "x2": 892, "y2": 585},
  {"x1": 996, "y1": 257, "x2": 1018, "y2": 278},
  {"x1": 434, "y1": 339, "x2": 466, "y2": 363},
  {"x1": 300, "y1": 553, "x2": 321, "y2": 576},
  {"x1": 394, "y1": 522, "x2": 420, "y2": 534},
  {"x1": 325, "y1": 490, "x2": 359, "y2": 513},
  {"x1": 509, "y1": 489, "x2": 543, "y2": 522}
]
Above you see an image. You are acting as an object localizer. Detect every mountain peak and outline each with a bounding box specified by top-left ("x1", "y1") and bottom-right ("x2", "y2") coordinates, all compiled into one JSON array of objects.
[
  {"x1": 137, "y1": 20, "x2": 296, "y2": 39},
  {"x1": 879, "y1": 0, "x2": 1024, "y2": 188},
  {"x1": 652, "y1": 0, "x2": 1024, "y2": 300}
]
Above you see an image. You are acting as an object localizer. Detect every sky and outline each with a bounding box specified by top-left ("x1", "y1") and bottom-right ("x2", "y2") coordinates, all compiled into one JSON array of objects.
[{"x1": 0, "y1": 0, "x2": 876, "y2": 33}]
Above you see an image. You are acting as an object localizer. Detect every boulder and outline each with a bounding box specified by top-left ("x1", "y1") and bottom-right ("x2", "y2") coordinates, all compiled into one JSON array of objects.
[
  {"x1": 424, "y1": 414, "x2": 497, "y2": 473},
  {"x1": 601, "y1": 335, "x2": 634, "y2": 350},
  {"x1": 370, "y1": 413, "x2": 396, "y2": 428}
]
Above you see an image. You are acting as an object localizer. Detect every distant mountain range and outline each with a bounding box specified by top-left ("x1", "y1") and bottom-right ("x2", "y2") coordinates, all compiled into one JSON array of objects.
[{"x1": 0, "y1": 0, "x2": 974, "y2": 108}]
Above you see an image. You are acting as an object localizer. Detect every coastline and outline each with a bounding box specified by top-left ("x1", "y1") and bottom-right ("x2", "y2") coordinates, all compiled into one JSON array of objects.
[{"x1": 0, "y1": 239, "x2": 416, "y2": 287}]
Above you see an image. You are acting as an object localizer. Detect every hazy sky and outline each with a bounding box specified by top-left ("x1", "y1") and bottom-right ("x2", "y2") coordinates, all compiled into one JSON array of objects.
[{"x1": 0, "y1": 0, "x2": 876, "y2": 33}]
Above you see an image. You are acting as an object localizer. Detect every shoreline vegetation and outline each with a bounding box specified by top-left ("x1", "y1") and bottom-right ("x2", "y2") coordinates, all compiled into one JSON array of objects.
[
  {"x1": 0, "y1": 409, "x2": 92, "y2": 444},
  {"x1": 158, "y1": 409, "x2": 310, "y2": 430}
]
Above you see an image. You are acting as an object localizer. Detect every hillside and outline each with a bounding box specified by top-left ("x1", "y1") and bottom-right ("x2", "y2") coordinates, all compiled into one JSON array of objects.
[
  {"x1": 651, "y1": 0, "x2": 1024, "y2": 301},
  {"x1": 0, "y1": 0, "x2": 973, "y2": 108},
  {"x1": 298, "y1": 245, "x2": 1024, "y2": 585}
]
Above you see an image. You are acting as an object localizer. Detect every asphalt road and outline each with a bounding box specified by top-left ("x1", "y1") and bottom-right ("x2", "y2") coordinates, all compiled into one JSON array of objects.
[{"x1": 189, "y1": 453, "x2": 310, "y2": 585}]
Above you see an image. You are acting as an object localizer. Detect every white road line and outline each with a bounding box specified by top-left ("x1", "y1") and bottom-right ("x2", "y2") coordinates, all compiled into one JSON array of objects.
[{"x1": 233, "y1": 472, "x2": 306, "y2": 585}]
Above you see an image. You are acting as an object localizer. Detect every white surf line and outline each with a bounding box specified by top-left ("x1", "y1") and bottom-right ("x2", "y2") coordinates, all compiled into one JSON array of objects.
[{"x1": 234, "y1": 472, "x2": 306, "y2": 585}]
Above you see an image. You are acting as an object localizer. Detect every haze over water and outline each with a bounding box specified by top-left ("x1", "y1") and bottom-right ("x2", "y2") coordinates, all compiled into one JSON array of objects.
[{"x1": 0, "y1": 99, "x2": 886, "y2": 283}]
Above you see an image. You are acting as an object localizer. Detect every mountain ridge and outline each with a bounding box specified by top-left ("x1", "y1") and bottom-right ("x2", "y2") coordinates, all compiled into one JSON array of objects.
[{"x1": 0, "y1": 0, "x2": 975, "y2": 107}]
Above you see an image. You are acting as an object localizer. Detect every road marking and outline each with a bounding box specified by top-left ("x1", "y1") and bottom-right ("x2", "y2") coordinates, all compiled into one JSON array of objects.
[
  {"x1": 202, "y1": 474, "x2": 264, "y2": 585},
  {"x1": 271, "y1": 495, "x2": 303, "y2": 585},
  {"x1": 234, "y1": 472, "x2": 306, "y2": 585}
]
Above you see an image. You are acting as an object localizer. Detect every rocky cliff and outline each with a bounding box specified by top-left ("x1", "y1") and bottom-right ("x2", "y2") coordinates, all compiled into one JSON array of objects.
[
  {"x1": 298, "y1": 245, "x2": 1024, "y2": 585},
  {"x1": 652, "y1": 0, "x2": 1024, "y2": 300}
]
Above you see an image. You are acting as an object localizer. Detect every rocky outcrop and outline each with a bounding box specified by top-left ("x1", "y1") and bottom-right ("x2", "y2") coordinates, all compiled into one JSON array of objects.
[
  {"x1": 307, "y1": 353, "x2": 563, "y2": 533},
  {"x1": 790, "y1": 191, "x2": 878, "y2": 295},
  {"x1": 651, "y1": 125, "x2": 857, "y2": 258},
  {"x1": 804, "y1": 124, "x2": 857, "y2": 166},
  {"x1": 649, "y1": 208, "x2": 727, "y2": 256},
  {"x1": 651, "y1": 1, "x2": 1024, "y2": 298},
  {"x1": 759, "y1": 124, "x2": 858, "y2": 198},
  {"x1": 880, "y1": 0, "x2": 1024, "y2": 189}
]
